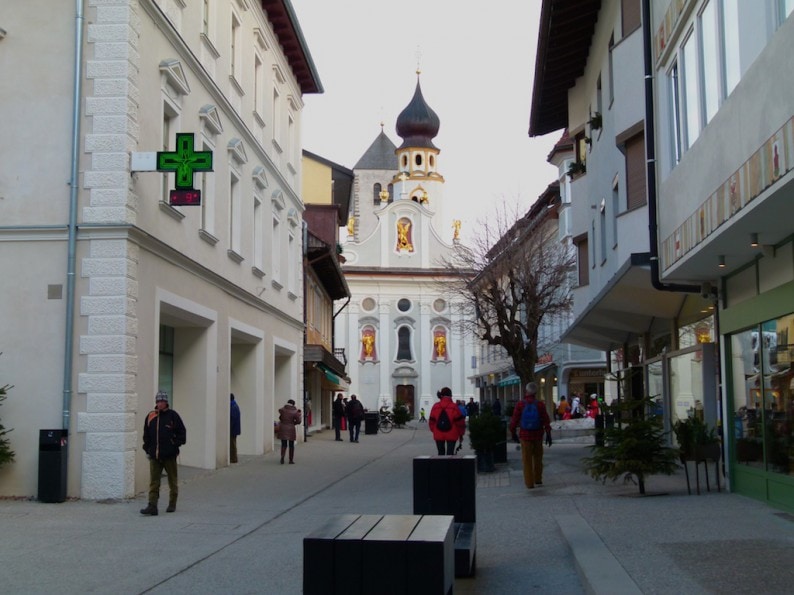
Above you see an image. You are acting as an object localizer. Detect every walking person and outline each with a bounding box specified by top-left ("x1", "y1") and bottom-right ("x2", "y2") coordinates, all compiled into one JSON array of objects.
[
  {"x1": 140, "y1": 390, "x2": 186, "y2": 515},
  {"x1": 509, "y1": 382, "x2": 552, "y2": 490},
  {"x1": 332, "y1": 393, "x2": 345, "y2": 441},
  {"x1": 419, "y1": 407, "x2": 427, "y2": 422},
  {"x1": 492, "y1": 397, "x2": 502, "y2": 417},
  {"x1": 429, "y1": 387, "x2": 466, "y2": 455},
  {"x1": 277, "y1": 399, "x2": 302, "y2": 464},
  {"x1": 230, "y1": 393, "x2": 241, "y2": 463},
  {"x1": 346, "y1": 394, "x2": 364, "y2": 442}
]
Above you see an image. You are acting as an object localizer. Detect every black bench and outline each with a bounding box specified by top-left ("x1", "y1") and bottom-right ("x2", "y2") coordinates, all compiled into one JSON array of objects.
[
  {"x1": 303, "y1": 514, "x2": 454, "y2": 595},
  {"x1": 413, "y1": 456, "x2": 477, "y2": 577}
]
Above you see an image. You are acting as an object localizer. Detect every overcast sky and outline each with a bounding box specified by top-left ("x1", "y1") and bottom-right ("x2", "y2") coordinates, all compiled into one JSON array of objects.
[{"x1": 291, "y1": 0, "x2": 562, "y2": 243}]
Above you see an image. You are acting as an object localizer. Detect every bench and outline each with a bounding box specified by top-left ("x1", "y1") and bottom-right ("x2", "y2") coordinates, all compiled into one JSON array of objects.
[
  {"x1": 413, "y1": 456, "x2": 477, "y2": 577},
  {"x1": 303, "y1": 514, "x2": 454, "y2": 595}
]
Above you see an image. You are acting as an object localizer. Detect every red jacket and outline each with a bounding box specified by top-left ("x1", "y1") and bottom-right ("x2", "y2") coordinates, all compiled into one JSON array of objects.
[
  {"x1": 509, "y1": 396, "x2": 551, "y2": 442},
  {"x1": 429, "y1": 397, "x2": 466, "y2": 441}
]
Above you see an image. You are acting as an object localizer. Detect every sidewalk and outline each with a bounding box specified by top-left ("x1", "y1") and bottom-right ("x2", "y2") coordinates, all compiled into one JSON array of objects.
[{"x1": 0, "y1": 423, "x2": 792, "y2": 594}]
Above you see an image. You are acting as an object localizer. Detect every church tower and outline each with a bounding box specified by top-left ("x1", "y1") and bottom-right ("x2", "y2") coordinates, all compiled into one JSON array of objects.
[{"x1": 336, "y1": 73, "x2": 475, "y2": 417}]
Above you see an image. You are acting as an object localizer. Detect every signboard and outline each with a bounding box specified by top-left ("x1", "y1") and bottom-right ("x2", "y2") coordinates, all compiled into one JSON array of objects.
[{"x1": 156, "y1": 133, "x2": 212, "y2": 206}]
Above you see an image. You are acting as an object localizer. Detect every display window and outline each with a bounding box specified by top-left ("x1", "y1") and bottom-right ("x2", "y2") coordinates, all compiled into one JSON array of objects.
[{"x1": 730, "y1": 314, "x2": 794, "y2": 476}]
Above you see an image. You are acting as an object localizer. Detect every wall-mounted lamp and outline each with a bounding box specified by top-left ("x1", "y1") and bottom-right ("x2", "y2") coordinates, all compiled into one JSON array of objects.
[
  {"x1": 718, "y1": 255, "x2": 726, "y2": 268},
  {"x1": 750, "y1": 233, "x2": 759, "y2": 247}
]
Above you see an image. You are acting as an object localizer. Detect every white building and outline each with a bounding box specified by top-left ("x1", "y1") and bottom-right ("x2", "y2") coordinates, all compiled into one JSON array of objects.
[
  {"x1": 0, "y1": 0, "x2": 320, "y2": 499},
  {"x1": 336, "y1": 76, "x2": 477, "y2": 416}
]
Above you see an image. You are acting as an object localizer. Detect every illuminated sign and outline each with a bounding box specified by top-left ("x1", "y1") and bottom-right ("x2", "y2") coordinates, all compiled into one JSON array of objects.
[{"x1": 156, "y1": 133, "x2": 212, "y2": 205}]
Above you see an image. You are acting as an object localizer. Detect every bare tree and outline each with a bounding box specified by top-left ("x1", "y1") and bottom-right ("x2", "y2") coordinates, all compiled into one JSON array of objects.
[{"x1": 439, "y1": 201, "x2": 575, "y2": 388}]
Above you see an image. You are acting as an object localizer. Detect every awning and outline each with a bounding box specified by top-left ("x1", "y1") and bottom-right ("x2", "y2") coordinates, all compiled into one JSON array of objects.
[
  {"x1": 317, "y1": 363, "x2": 347, "y2": 390},
  {"x1": 561, "y1": 253, "x2": 693, "y2": 352},
  {"x1": 535, "y1": 363, "x2": 555, "y2": 375},
  {"x1": 497, "y1": 374, "x2": 520, "y2": 388}
]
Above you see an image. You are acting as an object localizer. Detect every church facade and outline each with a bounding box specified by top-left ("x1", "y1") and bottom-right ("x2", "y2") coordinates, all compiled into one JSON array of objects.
[{"x1": 335, "y1": 76, "x2": 477, "y2": 417}]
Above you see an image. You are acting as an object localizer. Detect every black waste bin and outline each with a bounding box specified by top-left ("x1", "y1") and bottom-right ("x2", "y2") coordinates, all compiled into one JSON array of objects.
[
  {"x1": 364, "y1": 412, "x2": 379, "y2": 435},
  {"x1": 39, "y1": 429, "x2": 68, "y2": 503}
]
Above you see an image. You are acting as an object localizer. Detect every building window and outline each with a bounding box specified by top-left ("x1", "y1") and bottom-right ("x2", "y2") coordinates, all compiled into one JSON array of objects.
[
  {"x1": 253, "y1": 195, "x2": 263, "y2": 270},
  {"x1": 230, "y1": 12, "x2": 241, "y2": 82},
  {"x1": 612, "y1": 176, "x2": 620, "y2": 248},
  {"x1": 621, "y1": 0, "x2": 641, "y2": 37},
  {"x1": 288, "y1": 231, "x2": 296, "y2": 293},
  {"x1": 625, "y1": 132, "x2": 647, "y2": 210},
  {"x1": 575, "y1": 235, "x2": 589, "y2": 287},
  {"x1": 229, "y1": 172, "x2": 241, "y2": 253},
  {"x1": 200, "y1": 138, "x2": 215, "y2": 233},
  {"x1": 373, "y1": 183, "x2": 382, "y2": 205},
  {"x1": 599, "y1": 199, "x2": 607, "y2": 264},
  {"x1": 272, "y1": 215, "x2": 281, "y2": 283},
  {"x1": 397, "y1": 326, "x2": 413, "y2": 361},
  {"x1": 699, "y1": 1, "x2": 719, "y2": 126},
  {"x1": 161, "y1": 101, "x2": 179, "y2": 203},
  {"x1": 397, "y1": 298, "x2": 411, "y2": 312},
  {"x1": 668, "y1": 61, "x2": 683, "y2": 164},
  {"x1": 682, "y1": 29, "x2": 700, "y2": 150},
  {"x1": 608, "y1": 34, "x2": 615, "y2": 106},
  {"x1": 722, "y1": 0, "x2": 741, "y2": 96}
]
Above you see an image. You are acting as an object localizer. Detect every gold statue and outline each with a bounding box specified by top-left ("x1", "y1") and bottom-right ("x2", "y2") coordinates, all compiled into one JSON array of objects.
[
  {"x1": 347, "y1": 216, "x2": 355, "y2": 236},
  {"x1": 397, "y1": 220, "x2": 413, "y2": 251},
  {"x1": 362, "y1": 332, "x2": 375, "y2": 358},
  {"x1": 379, "y1": 188, "x2": 390, "y2": 203},
  {"x1": 452, "y1": 219, "x2": 461, "y2": 241},
  {"x1": 434, "y1": 334, "x2": 446, "y2": 358},
  {"x1": 420, "y1": 190, "x2": 429, "y2": 204}
]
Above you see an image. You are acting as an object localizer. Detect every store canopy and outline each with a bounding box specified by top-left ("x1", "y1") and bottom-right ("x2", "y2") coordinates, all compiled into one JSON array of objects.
[
  {"x1": 317, "y1": 363, "x2": 347, "y2": 390},
  {"x1": 497, "y1": 374, "x2": 520, "y2": 387}
]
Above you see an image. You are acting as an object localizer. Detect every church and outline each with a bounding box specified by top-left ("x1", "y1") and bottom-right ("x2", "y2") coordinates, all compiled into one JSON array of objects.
[{"x1": 335, "y1": 74, "x2": 477, "y2": 417}]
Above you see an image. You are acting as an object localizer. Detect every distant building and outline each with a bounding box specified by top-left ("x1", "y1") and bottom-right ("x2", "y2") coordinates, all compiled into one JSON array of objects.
[
  {"x1": 0, "y1": 0, "x2": 320, "y2": 498},
  {"x1": 336, "y1": 75, "x2": 477, "y2": 416}
]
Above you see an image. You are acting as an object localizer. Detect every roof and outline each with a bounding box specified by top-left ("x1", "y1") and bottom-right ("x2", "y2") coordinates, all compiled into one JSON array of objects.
[
  {"x1": 528, "y1": 0, "x2": 602, "y2": 137},
  {"x1": 353, "y1": 129, "x2": 399, "y2": 170},
  {"x1": 260, "y1": 0, "x2": 323, "y2": 94}
]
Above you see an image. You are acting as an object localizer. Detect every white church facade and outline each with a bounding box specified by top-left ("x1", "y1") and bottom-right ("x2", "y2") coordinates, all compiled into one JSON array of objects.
[{"x1": 336, "y1": 76, "x2": 477, "y2": 417}]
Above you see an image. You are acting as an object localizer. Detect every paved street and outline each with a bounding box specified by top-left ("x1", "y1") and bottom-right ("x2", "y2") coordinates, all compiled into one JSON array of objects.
[{"x1": 1, "y1": 423, "x2": 793, "y2": 594}]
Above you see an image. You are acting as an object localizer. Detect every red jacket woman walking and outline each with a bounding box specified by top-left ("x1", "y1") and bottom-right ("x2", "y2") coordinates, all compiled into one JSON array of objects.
[{"x1": 429, "y1": 387, "x2": 466, "y2": 455}]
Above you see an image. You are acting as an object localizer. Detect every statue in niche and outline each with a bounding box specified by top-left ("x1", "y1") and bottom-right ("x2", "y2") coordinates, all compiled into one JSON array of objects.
[
  {"x1": 434, "y1": 333, "x2": 447, "y2": 359},
  {"x1": 396, "y1": 219, "x2": 413, "y2": 252},
  {"x1": 361, "y1": 330, "x2": 376, "y2": 360},
  {"x1": 347, "y1": 216, "x2": 355, "y2": 236}
]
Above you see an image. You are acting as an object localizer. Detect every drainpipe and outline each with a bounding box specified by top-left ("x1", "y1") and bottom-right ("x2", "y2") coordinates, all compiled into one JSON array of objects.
[
  {"x1": 63, "y1": 0, "x2": 85, "y2": 432},
  {"x1": 642, "y1": 0, "x2": 699, "y2": 295}
]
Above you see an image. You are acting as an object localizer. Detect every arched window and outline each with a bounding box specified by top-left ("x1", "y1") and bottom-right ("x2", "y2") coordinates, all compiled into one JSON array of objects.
[
  {"x1": 373, "y1": 183, "x2": 382, "y2": 205},
  {"x1": 387, "y1": 183, "x2": 394, "y2": 202},
  {"x1": 397, "y1": 326, "x2": 412, "y2": 361}
]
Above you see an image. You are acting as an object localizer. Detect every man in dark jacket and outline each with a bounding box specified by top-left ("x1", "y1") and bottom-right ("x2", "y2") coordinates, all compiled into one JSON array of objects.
[
  {"x1": 509, "y1": 382, "x2": 552, "y2": 489},
  {"x1": 230, "y1": 393, "x2": 241, "y2": 463},
  {"x1": 332, "y1": 393, "x2": 345, "y2": 441},
  {"x1": 141, "y1": 391, "x2": 186, "y2": 515},
  {"x1": 346, "y1": 394, "x2": 365, "y2": 443}
]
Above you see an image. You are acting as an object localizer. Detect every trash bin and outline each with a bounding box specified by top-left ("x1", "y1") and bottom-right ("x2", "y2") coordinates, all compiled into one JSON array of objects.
[
  {"x1": 364, "y1": 412, "x2": 379, "y2": 435},
  {"x1": 39, "y1": 429, "x2": 68, "y2": 503}
]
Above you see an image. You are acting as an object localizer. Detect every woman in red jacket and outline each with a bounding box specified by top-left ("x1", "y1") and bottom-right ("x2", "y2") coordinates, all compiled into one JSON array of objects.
[{"x1": 429, "y1": 387, "x2": 466, "y2": 455}]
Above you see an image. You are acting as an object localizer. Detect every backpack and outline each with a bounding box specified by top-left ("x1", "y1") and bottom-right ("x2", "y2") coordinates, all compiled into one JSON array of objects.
[
  {"x1": 436, "y1": 408, "x2": 452, "y2": 432},
  {"x1": 520, "y1": 401, "x2": 541, "y2": 431}
]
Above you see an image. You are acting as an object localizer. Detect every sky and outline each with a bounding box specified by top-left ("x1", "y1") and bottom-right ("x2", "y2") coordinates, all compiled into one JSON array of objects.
[{"x1": 290, "y1": 0, "x2": 563, "y2": 243}]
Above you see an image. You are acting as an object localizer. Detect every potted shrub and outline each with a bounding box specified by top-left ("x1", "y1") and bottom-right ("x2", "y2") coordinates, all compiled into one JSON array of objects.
[
  {"x1": 582, "y1": 397, "x2": 679, "y2": 495},
  {"x1": 468, "y1": 408, "x2": 505, "y2": 473},
  {"x1": 567, "y1": 161, "x2": 586, "y2": 179},
  {"x1": 673, "y1": 416, "x2": 720, "y2": 462},
  {"x1": 391, "y1": 401, "x2": 411, "y2": 428},
  {"x1": 0, "y1": 382, "x2": 15, "y2": 468},
  {"x1": 588, "y1": 111, "x2": 603, "y2": 130}
]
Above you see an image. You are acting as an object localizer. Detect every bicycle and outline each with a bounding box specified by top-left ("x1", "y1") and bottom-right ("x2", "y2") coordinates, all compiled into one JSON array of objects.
[{"x1": 378, "y1": 412, "x2": 394, "y2": 433}]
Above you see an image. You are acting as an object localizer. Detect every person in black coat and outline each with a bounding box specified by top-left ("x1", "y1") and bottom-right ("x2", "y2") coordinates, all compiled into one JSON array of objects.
[
  {"x1": 140, "y1": 391, "x2": 186, "y2": 516},
  {"x1": 332, "y1": 393, "x2": 345, "y2": 441}
]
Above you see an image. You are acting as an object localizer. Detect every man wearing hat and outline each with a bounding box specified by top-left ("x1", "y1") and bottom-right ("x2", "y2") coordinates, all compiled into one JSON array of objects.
[{"x1": 140, "y1": 390, "x2": 187, "y2": 516}]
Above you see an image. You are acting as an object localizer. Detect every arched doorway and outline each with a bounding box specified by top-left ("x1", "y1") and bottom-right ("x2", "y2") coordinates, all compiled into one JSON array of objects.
[{"x1": 396, "y1": 384, "x2": 415, "y2": 418}]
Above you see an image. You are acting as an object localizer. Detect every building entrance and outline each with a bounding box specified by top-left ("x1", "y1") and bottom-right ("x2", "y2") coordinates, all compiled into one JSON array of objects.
[{"x1": 396, "y1": 385, "x2": 415, "y2": 417}]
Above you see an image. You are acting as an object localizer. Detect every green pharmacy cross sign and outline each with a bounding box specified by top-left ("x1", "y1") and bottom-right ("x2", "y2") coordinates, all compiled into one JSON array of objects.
[{"x1": 157, "y1": 133, "x2": 213, "y2": 205}]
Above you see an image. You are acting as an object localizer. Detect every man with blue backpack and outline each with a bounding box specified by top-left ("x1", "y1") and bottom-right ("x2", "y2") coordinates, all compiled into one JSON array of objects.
[{"x1": 509, "y1": 382, "x2": 552, "y2": 489}]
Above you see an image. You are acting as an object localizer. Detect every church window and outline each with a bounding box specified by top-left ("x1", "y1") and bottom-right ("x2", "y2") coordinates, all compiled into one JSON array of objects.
[
  {"x1": 429, "y1": 155, "x2": 435, "y2": 169},
  {"x1": 397, "y1": 298, "x2": 412, "y2": 312},
  {"x1": 387, "y1": 183, "x2": 394, "y2": 201},
  {"x1": 397, "y1": 326, "x2": 413, "y2": 361},
  {"x1": 373, "y1": 183, "x2": 382, "y2": 205},
  {"x1": 362, "y1": 297, "x2": 376, "y2": 312},
  {"x1": 402, "y1": 155, "x2": 408, "y2": 169},
  {"x1": 415, "y1": 153, "x2": 422, "y2": 167},
  {"x1": 433, "y1": 298, "x2": 446, "y2": 313}
]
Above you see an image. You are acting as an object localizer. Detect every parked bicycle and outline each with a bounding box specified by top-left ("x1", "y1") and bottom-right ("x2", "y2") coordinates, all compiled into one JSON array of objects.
[{"x1": 378, "y1": 411, "x2": 394, "y2": 433}]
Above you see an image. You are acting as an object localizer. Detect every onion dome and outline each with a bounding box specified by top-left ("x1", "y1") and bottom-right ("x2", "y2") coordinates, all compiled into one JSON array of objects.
[{"x1": 395, "y1": 74, "x2": 440, "y2": 150}]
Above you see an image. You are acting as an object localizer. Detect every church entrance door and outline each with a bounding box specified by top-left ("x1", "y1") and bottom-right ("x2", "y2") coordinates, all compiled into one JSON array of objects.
[{"x1": 396, "y1": 385, "x2": 415, "y2": 418}]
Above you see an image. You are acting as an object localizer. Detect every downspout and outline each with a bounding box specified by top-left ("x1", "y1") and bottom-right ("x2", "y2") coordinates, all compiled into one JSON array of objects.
[
  {"x1": 642, "y1": 0, "x2": 699, "y2": 294},
  {"x1": 63, "y1": 0, "x2": 85, "y2": 432}
]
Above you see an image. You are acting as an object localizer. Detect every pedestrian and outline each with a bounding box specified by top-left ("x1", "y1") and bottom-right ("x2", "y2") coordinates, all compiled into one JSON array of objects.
[
  {"x1": 332, "y1": 393, "x2": 345, "y2": 441},
  {"x1": 509, "y1": 382, "x2": 552, "y2": 490},
  {"x1": 277, "y1": 399, "x2": 302, "y2": 464},
  {"x1": 466, "y1": 397, "x2": 479, "y2": 418},
  {"x1": 140, "y1": 390, "x2": 186, "y2": 515},
  {"x1": 571, "y1": 394, "x2": 582, "y2": 419},
  {"x1": 556, "y1": 395, "x2": 568, "y2": 421},
  {"x1": 492, "y1": 397, "x2": 502, "y2": 417},
  {"x1": 419, "y1": 407, "x2": 427, "y2": 422},
  {"x1": 230, "y1": 393, "x2": 241, "y2": 463},
  {"x1": 457, "y1": 399, "x2": 468, "y2": 421},
  {"x1": 346, "y1": 394, "x2": 365, "y2": 442},
  {"x1": 587, "y1": 394, "x2": 600, "y2": 419},
  {"x1": 562, "y1": 406, "x2": 572, "y2": 420},
  {"x1": 429, "y1": 387, "x2": 466, "y2": 455}
]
